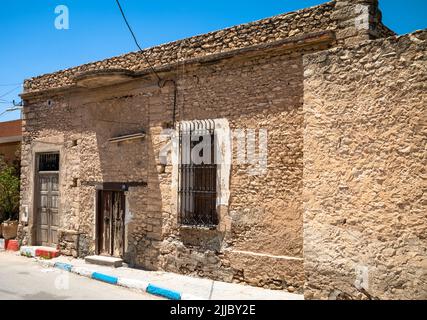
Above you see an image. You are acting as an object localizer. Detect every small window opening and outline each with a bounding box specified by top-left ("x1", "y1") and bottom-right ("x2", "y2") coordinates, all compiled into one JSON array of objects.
[{"x1": 39, "y1": 153, "x2": 60, "y2": 172}]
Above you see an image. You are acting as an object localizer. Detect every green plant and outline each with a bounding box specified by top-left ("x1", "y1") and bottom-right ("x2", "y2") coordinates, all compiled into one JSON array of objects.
[
  {"x1": 0, "y1": 161, "x2": 20, "y2": 222},
  {"x1": 0, "y1": 155, "x2": 6, "y2": 172}
]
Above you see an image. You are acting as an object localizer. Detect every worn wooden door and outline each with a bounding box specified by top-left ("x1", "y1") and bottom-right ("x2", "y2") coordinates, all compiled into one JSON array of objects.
[
  {"x1": 37, "y1": 173, "x2": 60, "y2": 247},
  {"x1": 97, "y1": 191, "x2": 125, "y2": 257},
  {"x1": 112, "y1": 192, "x2": 125, "y2": 257}
]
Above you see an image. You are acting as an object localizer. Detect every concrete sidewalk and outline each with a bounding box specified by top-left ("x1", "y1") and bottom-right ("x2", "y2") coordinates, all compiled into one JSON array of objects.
[{"x1": 34, "y1": 255, "x2": 303, "y2": 300}]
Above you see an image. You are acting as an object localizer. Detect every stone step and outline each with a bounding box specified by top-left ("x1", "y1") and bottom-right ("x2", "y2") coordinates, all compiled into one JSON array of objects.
[{"x1": 85, "y1": 255, "x2": 123, "y2": 268}]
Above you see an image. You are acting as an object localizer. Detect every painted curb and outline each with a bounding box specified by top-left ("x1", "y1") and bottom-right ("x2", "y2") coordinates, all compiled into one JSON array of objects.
[
  {"x1": 31, "y1": 257, "x2": 301, "y2": 300},
  {"x1": 147, "y1": 284, "x2": 181, "y2": 300},
  {"x1": 71, "y1": 266, "x2": 93, "y2": 278},
  {"x1": 41, "y1": 260, "x2": 204, "y2": 300},
  {"x1": 20, "y1": 246, "x2": 37, "y2": 258},
  {"x1": 37, "y1": 259, "x2": 56, "y2": 268},
  {"x1": 92, "y1": 272, "x2": 118, "y2": 285},
  {"x1": 181, "y1": 293, "x2": 207, "y2": 300},
  {"x1": 19, "y1": 246, "x2": 60, "y2": 259},
  {"x1": 117, "y1": 278, "x2": 149, "y2": 291},
  {"x1": 36, "y1": 248, "x2": 60, "y2": 259},
  {"x1": 1, "y1": 239, "x2": 19, "y2": 251},
  {"x1": 54, "y1": 262, "x2": 73, "y2": 272}
]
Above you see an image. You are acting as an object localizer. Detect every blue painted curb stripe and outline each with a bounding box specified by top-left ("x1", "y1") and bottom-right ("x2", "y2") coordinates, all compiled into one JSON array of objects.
[
  {"x1": 92, "y1": 272, "x2": 118, "y2": 285},
  {"x1": 54, "y1": 262, "x2": 73, "y2": 272},
  {"x1": 49, "y1": 262, "x2": 182, "y2": 300},
  {"x1": 147, "y1": 284, "x2": 181, "y2": 300}
]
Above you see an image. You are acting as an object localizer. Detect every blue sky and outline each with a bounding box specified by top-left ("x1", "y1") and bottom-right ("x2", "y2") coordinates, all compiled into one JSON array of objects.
[{"x1": 0, "y1": 0, "x2": 426, "y2": 121}]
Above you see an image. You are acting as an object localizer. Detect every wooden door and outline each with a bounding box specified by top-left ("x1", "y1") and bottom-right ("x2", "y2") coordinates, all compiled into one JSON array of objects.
[
  {"x1": 37, "y1": 173, "x2": 59, "y2": 247},
  {"x1": 112, "y1": 192, "x2": 125, "y2": 257},
  {"x1": 100, "y1": 191, "x2": 112, "y2": 255},
  {"x1": 97, "y1": 191, "x2": 125, "y2": 257}
]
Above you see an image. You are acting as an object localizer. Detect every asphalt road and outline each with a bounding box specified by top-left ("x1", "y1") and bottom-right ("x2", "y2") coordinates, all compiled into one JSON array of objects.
[{"x1": 0, "y1": 251, "x2": 161, "y2": 300}]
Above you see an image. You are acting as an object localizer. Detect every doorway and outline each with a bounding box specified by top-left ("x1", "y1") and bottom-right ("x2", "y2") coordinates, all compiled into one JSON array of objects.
[
  {"x1": 96, "y1": 190, "x2": 125, "y2": 257},
  {"x1": 35, "y1": 153, "x2": 60, "y2": 247}
]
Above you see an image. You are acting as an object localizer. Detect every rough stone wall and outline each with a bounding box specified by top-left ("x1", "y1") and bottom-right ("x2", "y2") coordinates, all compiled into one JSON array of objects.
[
  {"x1": 19, "y1": 0, "x2": 399, "y2": 295},
  {"x1": 19, "y1": 44, "x2": 318, "y2": 292},
  {"x1": 19, "y1": 94, "x2": 79, "y2": 246},
  {"x1": 22, "y1": 1, "x2": 395, "y2": 95},
  {"x1": 24, "y1": 1, "x2": 337, "y2": 93},
  {"x1": 19, "y1": 81, "x2": 154, "y2": 253},
  {"x1": 58, "y1": 229, "x2": 79, "y2": 257},
  {"x1": 333, "y1": 0, "x2": 395, "y2": 45},
  {"x1": 75, "y1": 86, "x2": 151, "y2": 256},
  {"x1": 154, "y1": 47, "x2": 314, "y2": 292},
  {"x1": 303, "y1": 30, "x2": 427, "y2": 300}
]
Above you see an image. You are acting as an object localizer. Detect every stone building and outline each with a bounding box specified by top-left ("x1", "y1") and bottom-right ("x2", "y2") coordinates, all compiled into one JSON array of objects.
[{"x1": 18, "y1": 0, "x2": 426, "y2": 299}]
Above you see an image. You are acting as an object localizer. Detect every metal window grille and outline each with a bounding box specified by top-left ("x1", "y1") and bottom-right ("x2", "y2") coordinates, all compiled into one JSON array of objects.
[
  {"x1": 39, "y1": 153, "x2": 60, "y2": 172},
  {"x1": 178, "y1": 120, "x2": 218, "y2": 227}
]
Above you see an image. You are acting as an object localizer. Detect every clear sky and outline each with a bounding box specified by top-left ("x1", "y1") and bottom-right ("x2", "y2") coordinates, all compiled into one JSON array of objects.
[{"x1": 0, "y1": 0, "x2": 426, "y2": 121}]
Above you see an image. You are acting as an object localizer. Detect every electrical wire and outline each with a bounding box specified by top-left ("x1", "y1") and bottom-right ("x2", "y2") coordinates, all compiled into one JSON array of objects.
[
  {"x1": 0, "y1": 83, "x2": 22, "y2": 87},
  {"x1": 0, "y1": 109, "x2": 17, "y2": 119},
  {"x1": 114, "y1": 0, "x2": 179, "y2": 127},
  {"x1": 0, "y1": 85, "x2": 21, "y2": 99},
  {"x1": 114, "y1": 0, "x2": 161, "y2": 83},
  {"x1": 159, "y1": 79, "x2": 178, "y2": 126}
]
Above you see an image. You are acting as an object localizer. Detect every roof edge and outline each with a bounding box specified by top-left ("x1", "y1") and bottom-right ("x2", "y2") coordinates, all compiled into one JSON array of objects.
[
  {"x1": 21, "y1": 30, "x2": 336, "y2": 99},
  {"x1": 23, "y1": 1, "x2": 336, "y2": 91}
]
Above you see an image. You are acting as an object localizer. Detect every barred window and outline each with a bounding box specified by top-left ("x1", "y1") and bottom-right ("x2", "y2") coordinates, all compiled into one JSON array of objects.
[
  {"x1": 38, "y1": 153, "x2": 60, "y2": 172},
  {"x1": 178, "y1": 120, "x2": 218, "y2": 227}
]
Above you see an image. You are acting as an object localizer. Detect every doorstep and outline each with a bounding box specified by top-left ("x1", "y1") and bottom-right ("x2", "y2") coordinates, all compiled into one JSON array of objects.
[{"x1": 85, "y1": 255, "x2": 123, "y2": 268}]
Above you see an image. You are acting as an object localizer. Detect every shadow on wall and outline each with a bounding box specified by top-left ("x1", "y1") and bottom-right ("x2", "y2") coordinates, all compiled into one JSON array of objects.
[{"x1": 89, "y1": 93, "x2": 164, "y2": 269}]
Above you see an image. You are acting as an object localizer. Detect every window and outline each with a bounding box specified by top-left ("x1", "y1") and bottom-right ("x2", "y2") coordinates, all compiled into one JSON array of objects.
[
  {"x1": 178, "y1": 120, "x2": 218, "y2": 227},
  {"x1": 38, "y1": 153, "x2": 60, "y2": 172}
]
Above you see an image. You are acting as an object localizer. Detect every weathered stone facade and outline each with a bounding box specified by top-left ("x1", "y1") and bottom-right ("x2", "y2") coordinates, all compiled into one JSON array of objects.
[
  {"x1": 20, "y1": 42, "x2": 319, "y2": 292},
  {"x1": 18, "y1": 0, "x2": 426, "y2": 299},
  {"x1": 303, "y1": 30, "x2": 427, "y2": 299},
  {"x1": 24, "y1": 0, "x2": 393, "y2": 93}
]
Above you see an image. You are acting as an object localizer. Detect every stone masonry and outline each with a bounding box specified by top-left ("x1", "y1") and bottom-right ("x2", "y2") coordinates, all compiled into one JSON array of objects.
[
  {"x1": 18, "y1": 0, "x2": 426, "y2": 299},
  {"x1": 303, "y1": 30, "x2": 427, "y2": 299},
  {"x1": 24, "y1": 0, "x2": 393, "y2": 93}
]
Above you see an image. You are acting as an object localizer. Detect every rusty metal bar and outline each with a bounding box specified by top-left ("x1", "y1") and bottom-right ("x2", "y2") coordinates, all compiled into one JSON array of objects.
[{"x1": 178, "y1": 121, "x2": 218, "y2": 227}]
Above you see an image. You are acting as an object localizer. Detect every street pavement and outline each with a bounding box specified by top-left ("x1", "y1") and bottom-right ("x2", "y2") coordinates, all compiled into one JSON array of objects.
[{"x1": 0, "y1": 251, "x2": 161, "y2": 300}]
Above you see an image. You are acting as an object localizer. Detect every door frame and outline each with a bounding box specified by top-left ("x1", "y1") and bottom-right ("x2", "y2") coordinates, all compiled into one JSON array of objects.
[
  {"x1": 95, "y1": 188, "x2": 126, "y2": 257},
  {"x1": 34, "y1": 152, "x2": 60, "y2": 247}
]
